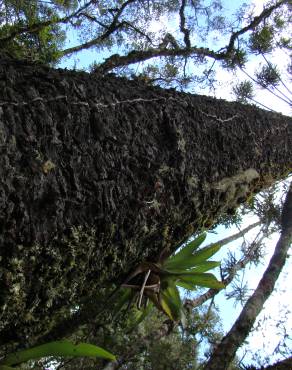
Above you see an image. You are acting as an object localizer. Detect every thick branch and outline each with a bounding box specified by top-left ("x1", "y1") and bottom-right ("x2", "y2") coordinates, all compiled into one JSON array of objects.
[
  {"x1": 204, "y1": 183, "x2": 292, "y2": 370},
  {"x1": 94, "y1": 46, "x2": 224, "y2": 74}
]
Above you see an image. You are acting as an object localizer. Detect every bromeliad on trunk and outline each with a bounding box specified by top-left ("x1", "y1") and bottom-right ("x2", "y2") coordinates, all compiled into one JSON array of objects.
[{"x1": 113, "y1": 233, "x2": 225, "y2": 324}]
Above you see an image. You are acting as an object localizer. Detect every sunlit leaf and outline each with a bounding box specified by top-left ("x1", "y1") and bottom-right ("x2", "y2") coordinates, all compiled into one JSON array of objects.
[
  {"x1": 160, "y1": 280, "x2": 182, "y2": 321},
  {"x1": 164, "y1": 234, "x2": 206, "y2": 269},
  {"x1": 0, "y1": 341, "x2": 116, "y2": 366},
  {"x1": 182, "y1": 261, "x2": 221, "y2": 273},
  {"x1": 176, "y1": 272, "x2": 224, "y2": 289},
  {"x1": 165, "y1": 244, "x2": 221, "y2": 271},
  {"x1": 191, "y1": 261, "x2": 221, "y2": 272},
  {"x1": 175, "y1": 280, "x2": 197, "y2": 291}
]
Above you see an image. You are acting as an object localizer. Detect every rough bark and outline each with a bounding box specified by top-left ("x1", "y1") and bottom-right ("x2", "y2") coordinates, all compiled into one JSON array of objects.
[
  {"x1": 204, "y1": 183, "x2": 292, "y2": 370},
  {"x1": 0, "y1": 57, "x2": 291, "y2": 350}
]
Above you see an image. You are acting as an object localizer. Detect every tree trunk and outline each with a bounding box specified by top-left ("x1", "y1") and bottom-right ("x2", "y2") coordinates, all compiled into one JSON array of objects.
[{"x1": 0, "y1": 58, "x2": 291, "y2": 348}]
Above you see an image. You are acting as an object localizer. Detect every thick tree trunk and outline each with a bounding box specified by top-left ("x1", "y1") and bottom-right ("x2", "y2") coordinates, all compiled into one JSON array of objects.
[{"x1": 0, "y1": 58, "x2": 291, "y2": 348}]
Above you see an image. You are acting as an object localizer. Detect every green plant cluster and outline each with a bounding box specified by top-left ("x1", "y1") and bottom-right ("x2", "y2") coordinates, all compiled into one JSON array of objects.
[{"x1": 114, "y1": 233, "x2": 224, "y2": 325}]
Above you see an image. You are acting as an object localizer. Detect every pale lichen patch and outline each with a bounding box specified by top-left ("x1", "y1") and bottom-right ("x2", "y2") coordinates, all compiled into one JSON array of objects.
[
  {"x1": 214, "y1": 169, "x2": 260, "y2": 193},
  {"x1": 212, "y1": 168, "x2": 260, "y2": 211}
]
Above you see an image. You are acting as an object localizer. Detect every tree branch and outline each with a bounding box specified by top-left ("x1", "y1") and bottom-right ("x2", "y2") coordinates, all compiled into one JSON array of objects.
[
  {"x1": 61, "y1": 0, "x2": 137, "y2": 56},
  {"x1": 93, "y1": 46, "x2": 224, "y2": 74},
  {"x1": 204, "y1": 183, "x2": 292, "y2": 370},
  {"x1": 207, "y1": 221, "x2": 261, "y2": 249},
  {"x1": 91, "y1": 0, "x2": 289, "y2": 74},
  {"x1": 225, "y1": 0, "x2": 289, "y2": 55}
]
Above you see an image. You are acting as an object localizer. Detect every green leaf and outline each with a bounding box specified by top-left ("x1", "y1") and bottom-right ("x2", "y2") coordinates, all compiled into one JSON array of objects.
[
  {"x1": 176, "y1": 272, "x2": 225, "y2": 289},
  {"x1": 175, "y1": 280, "x2": 198, "y2": 291},
  {"x1": 176, "y1": 261, "x2": 221, "y2": 273},
  {"x1": 165, "y1": 243, "x2": 221, "y2": 271},
  {"x1": 0, "y1": 366, "x2": 21, "y2": 370},
  {"x1": 164, "y1": 234, "x2": 206, "y2": 269},
  {"x1": 160, "y1": 280, "x2": 182, "y2": 321},
  {"x1": 0, "y1": 341, "x2": 116, "y2": 366},
  {"x1": 191, "y1": 261, "x2": 221, "y2": 272},
  {"x1": 127, "y1": 302, "x2": 154, "y2": 333}
]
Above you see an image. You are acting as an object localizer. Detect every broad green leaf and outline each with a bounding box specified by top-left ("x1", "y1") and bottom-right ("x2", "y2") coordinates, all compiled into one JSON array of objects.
[
  {"x1": 169, "y1": 261, "x2": 221, "y2": 273},
  {"x1": 175, "y1": 280, "x2": 198, "y2": 291},
  {"x1": 160, "y1": 280, "x2": 182, "y2": 321},
  {"x1": 164, "y1": 233, "x2": 206, "y2": 269},
  {"x1": 176, "y1": 272, "x2": 225, "y2": 289},
  {"x1": 0, "y1": 341, "x2": 116, "y2": 366},
  {"x1": 127, "y1": 302, "x2": 154, "y2": 333},
  {"x1": 191, "y1": 244, "x2": 221, "y2": 263},
  {"x1": 166, "y1": 243, "x2": 221, "y2": 271},
  {"x1": 0, "y1": 366, "x2": 20, "y2": 370},
  {"x1": 190, "y1": 261, "x2": 221, "y2": 273}
]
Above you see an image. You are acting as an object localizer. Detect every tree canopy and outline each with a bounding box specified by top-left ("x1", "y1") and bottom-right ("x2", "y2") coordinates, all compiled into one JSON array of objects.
[{"x1": 0, "y1": 0, "x2": 291, "y2": 108}]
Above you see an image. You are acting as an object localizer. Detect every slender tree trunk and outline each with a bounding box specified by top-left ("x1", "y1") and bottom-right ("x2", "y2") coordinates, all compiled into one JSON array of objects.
[
  {"x1": 0, "y1": 58, "x2": 291, "y2": 348},
  {"x1": 204, "y1": 183, "x2": 292, "y2": 370}
]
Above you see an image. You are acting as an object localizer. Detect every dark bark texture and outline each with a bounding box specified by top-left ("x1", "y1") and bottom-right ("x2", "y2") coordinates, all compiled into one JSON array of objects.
[
  {"x1": 260, "y1": 356, "x2": 292, "y2": 370},
  {"x1": 0, "y1": 58, "x2": 291, "y2": 349}
]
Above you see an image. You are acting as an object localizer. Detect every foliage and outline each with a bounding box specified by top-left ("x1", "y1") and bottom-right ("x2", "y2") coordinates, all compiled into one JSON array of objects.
[
  {"x1": 116, "y1": 308, "x2": 199, "y2": 370},
  {"x1": 0, "y1": 0, "x2": 70, "y2": 63},
  {"x1": 0, "y1": 340, "x2": 115, "y2": 369},
  {"x1": 255, "y1": 63, "x2": 281, "y2": 88},
  {"x1": 233, "y1": 80, "x2": 255, "y2": 104},
  {"x1": 249, "y1": 25, "x2": 275, "y2": 54}
]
